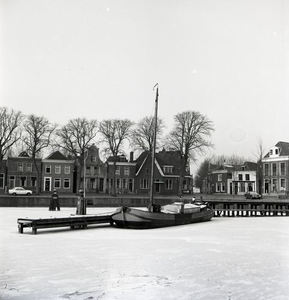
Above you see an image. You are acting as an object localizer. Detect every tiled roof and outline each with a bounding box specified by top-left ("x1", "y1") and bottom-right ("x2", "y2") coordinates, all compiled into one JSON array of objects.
[
  {"x1": 45, "y1": 151, "x2": 68, "y2": 160},
  {"x1": 135, "y1": 150, "x2": 190, "y2": 176},
  {"x1": 276, "y1": 141, "x2": 289, "y2": 156},
  {"x1": 264, "y1": 141, "x2": 289, "y2": 158}
]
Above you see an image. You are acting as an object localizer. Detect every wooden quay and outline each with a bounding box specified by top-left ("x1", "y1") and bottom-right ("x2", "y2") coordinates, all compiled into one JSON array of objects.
[
  {"x1": 18, "y1": 213, "x2": 114, "y2": 235},
  {"x1": 208, "y1": 199, "x2": 289, "y2": 217}
]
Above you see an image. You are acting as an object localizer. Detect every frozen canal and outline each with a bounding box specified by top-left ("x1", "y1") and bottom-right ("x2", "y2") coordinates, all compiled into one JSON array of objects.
[{"x1": 0, "y1": 207, "x2": 288, "y2": 300}]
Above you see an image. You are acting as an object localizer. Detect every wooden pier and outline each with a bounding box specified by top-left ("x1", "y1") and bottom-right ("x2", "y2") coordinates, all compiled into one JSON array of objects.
[
  {"x1": 18, "y1": 213, "x2": 114, "y2": 235},
  {"x1": 208, "y1": 200, "x2": 289, "y2": 217}
]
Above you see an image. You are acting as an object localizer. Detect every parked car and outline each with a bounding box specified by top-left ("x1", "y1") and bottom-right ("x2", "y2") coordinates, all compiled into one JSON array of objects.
[
  {"x1": 9, "y1": 187, "x2": 32, "y2": 196},
  {"x1": 244, "y1": 191, "x2": 261, "y2": 199}
]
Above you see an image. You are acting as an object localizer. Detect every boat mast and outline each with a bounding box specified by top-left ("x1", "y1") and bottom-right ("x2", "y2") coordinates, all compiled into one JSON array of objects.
[{"x1": 149, "y1": 84, "x2": 159, "y2": 211}]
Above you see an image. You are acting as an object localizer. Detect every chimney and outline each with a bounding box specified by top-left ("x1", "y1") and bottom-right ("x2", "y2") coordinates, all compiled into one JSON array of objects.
[{"x1": 130, "y1": 151, "x2": 134, "y2": 162}]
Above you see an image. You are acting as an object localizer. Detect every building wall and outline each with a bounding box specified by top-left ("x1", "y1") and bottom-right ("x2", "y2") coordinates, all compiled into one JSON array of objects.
[
  {"x1": 107, "y1": 162, "x2": 136, "y2": 194},
  {"x1": 41, "y1": 160, "x2": 74, "y2": 193},
  {"x1": 7, "y1": 157, "x2": 41, "y2": 194},
  {"x1": 0, "y1": 159, "x2": 7, "y2": 194},
  {"x1": 262, "y1": 159, "x2": 289, "y2": 194}
]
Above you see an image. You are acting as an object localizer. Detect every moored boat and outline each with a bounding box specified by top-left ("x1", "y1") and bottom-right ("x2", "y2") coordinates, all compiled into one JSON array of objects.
[{"x1": 111, "y1": 202, "x2": 214, "y2": 229}]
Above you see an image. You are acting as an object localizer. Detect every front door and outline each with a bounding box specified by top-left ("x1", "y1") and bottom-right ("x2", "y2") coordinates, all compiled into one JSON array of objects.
[{"x1": 44, "y1": 177, "x2": 51, "y2": 192}]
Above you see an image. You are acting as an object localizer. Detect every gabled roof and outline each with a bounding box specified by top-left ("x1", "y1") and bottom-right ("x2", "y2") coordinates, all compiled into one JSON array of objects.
[
  {"x1": 45, "y1": 151, "x2": 68, "y2": 160},
  {"x1": 264, "y1": 141, "x2": 289, "y2": 158},
  {"x1": 19, "y1": 151, "x2": 30, "y2": 157},
  {"x1": 135, "y1": 150, "x2": 190, "y2": 176}
]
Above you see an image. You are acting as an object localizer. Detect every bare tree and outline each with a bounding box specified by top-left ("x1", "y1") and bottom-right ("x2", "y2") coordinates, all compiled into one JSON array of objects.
[
  {"x1": 55, "y1": 118, "x2": 98, "y2": 192},
  {"x1": 22, "y1": 114, "x2": 57, "y2": 194},
  {"x1": 254, "y1": 137, "x2": 265, "y2": 196},
  {"x1": 130, "y1": 116, "x2": 165, "y2": 153},
  {"x1": 195, "y1": 158, "x2": 211, "y2": 192},
  {"x1": 0, "y1": 107, "x2": 24, "y2": 167},
  {"x1": 99, "y1": 119, "x2": 133, "y2": 195},
  {"x1": 166, "y1": 110, "x2": 214, "y2": 195}
]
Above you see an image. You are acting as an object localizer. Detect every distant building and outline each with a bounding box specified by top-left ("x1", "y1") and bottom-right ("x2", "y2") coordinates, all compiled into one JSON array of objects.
[
  {"x1": 106, "y1": 152, "x2": 136, "y2": 194},
  {"x1": 41, "y1": 151, "x2": 74, "y2": 193},
  {"x1": 262, "y1": 141, "x2": 289, "y2": 194},
  {"x1": 134, "y1": 149, "x2": 192, "y2": 196},
  {"x1": 203, "y1": 161, "x2": 258, "y2": 195},
  {"x1": 6, "y1": 151, "x2": 41, "y2": 194},
  {"x1": 0, "y1": 159, "x2": 7, "y2": 194},
  {"x1": 81, "y1": 144, "x2": 107, "y2": 193}
]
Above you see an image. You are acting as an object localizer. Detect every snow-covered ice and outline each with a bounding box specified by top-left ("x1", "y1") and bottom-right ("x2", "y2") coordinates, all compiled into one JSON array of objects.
[{"x1": 0, "y1": 207, "x2": 289, "y2": 300}]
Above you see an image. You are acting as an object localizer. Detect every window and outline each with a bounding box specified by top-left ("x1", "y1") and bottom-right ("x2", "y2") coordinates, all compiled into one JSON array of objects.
[
  {"x1": 109, "y1": 178, "x2": 113, "y2": 188},
  {"x1": 165, "y1": 179, "x2": 173, "y2": 190},
  {"x1": 216, "y1": 183, "x2": 220, "y2": 192},
  {"x1": 240, "y1": 182, "x2": 245, "y2": 192},
  {"x1": 116, "y1": 178, "x2": 121, "y2": 188},
  {"x1": 272, "y1": 163, "x2": 277, "y2": 176},
  {"x1": 9, "y1": 176, "x2": 15, "y2": 188},
  {"x1": 218, "y1": 174, "x2": 222, "y2": 181},
  {"x1": 264, "y1": 164, "x2": 269, "y2": 176},
  {"x1": 20, "y1": 176, "x2": 27, "y2": 187},
  {"x1": 55, "y1": 165, "x2": 61, "y2": 174},
  {"x1": 91, "y1": 156, "x2": 96, "y2": 162},
  {"x1": 54, "y1": 178, "x2": 61, "y2": 189},
  {"x1": 64, "y1": 166, "x2": 70, "y2": 174},
  {"x1": 140, "y1": 178, "x2": 149, "y2": 189},
  {"x1": 122, "y1": 178, "x2": 128, "y2": 189},
  {"x1": 280, "y1": 163, "x2": 285, "y2": 176},
  {"x1": 280, "y1": 179, "x2": 286, "y2": 191},
  {"x1": 31, "y1": 177, "x2": 37, "y2": 187},
  {"x1": 64, "y1": 178, "x2": 70, "y2": 189},
  {"x1": 245, "y1": 174, "x2": 250, "y2": 181},
  {"x1": 85, "y1": 167, "x2": 90, "y2": 175},
  {"x1": 0, "y1": 174, "x2": 4, "y2": 189},
  {"x1": 18, "y1": 162, "x2": 23, "y2": 172},
  {"x1": 45, "y1": 165, "x2": 51, "y2": 174},
  {"x1": 124, "y1": 167, "x2": 129, "y2": 176},
  {"x1": 115, "y1": 166, "x2": 120, "y2": 175},
  {"x1": 272, "y1": 179, "x2": 277, "y2": 192},
  {"x1": 221, "y1": 183, "x2": 225, "y2": 192},
  {"x1": 27, "y1": 163, "x2": 32, "y2": 172},
  {"x1": 163, "y1": 166, "x2": 173, "y2": 174},
  {"x1": 238, "y1": 174, "x2": 243, "y2": 181},
  {"x1": 270, "y1": 149, "x2": 273, "y2": 155},
  {"x1": 275, "y1": 148, "x2": 279, "y2": 155}
]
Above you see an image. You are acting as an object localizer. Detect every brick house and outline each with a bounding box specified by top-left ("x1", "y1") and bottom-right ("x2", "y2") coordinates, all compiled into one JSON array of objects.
[
  {"x1": 42, "y1": 151, "x2": 74, "y2": 193},
  {"x1": 204, "y1": 162, "x2": 257, "y2": 195},
  {"x1": 135, "y1": 150, "x2": 192, "y2": 196},
  {"x1": 81, "y1": 144, "x2": 107, "y2": 193},
  {"x1": 106, "y1": 152, "x2": 136, "y2": 194},
  {"x1": 6, "y1": 151, "x2": 41, "y2": 194},
  {"x1": 0, "y1": 159, "x2": 7, "y2": 194},
  {"x1": 262, "y1": 141, "x2": 289, "y2": 194}
]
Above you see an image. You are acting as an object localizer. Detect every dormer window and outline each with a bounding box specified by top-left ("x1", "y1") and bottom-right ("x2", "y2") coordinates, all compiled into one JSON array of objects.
[{"x1": 163, "y1": 166, "x2": 173, "y2": 174}]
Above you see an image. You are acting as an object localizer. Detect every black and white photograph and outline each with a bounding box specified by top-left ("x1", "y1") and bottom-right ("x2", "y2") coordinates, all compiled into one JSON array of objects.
[{"x1": 0, "y1": 0, "x2": 289, "y2": 299}]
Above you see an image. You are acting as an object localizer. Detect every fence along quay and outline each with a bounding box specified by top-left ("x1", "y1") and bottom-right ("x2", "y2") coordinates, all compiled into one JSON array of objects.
[{"x1": 208, "y1": 199, "x2": 289, "y2": 217}]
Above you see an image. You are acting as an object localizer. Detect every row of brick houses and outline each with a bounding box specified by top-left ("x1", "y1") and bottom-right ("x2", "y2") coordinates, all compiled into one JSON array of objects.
[
  {"x1": 202, "y1": 141, "x2": 289, "y2": 196},
  {"x1": 0, "y1": 144, "x2": 192, "y2": 196}
]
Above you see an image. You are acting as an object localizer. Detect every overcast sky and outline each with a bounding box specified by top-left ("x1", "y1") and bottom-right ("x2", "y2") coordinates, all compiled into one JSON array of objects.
[{"x1": 1, "y1": 0, "x2": 289, "y2": 172}]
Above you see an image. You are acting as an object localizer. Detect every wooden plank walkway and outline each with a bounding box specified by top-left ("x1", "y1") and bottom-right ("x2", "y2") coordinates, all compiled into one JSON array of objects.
[{"x1": 18, "y1": 213, "x2": 114, "y2": 234}]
